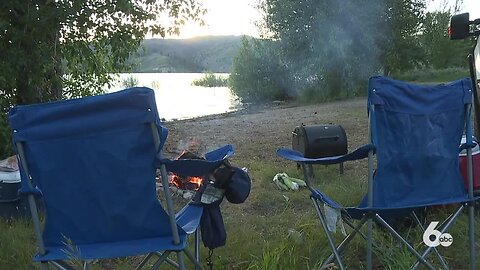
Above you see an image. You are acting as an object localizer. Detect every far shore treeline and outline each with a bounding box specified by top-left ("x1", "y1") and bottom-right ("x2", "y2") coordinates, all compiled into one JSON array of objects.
[
  {"x1": 129, "y1": 1, "x2": 472, "y2": 104},
  {"x1": 0, "y1": 0, "x2": 475, "y2": 156}
]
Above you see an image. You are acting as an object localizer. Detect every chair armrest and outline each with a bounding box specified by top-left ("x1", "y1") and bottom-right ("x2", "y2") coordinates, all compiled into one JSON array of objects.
[
  {"x1": 276, "y1": 144, "x2": 375, "y2": 165},
  {"x1": 157, "y1": 144, "x2": 234, "y2": 176},
  {"x1": 176, "y1": 203, "x2": 203, "y2": 235},
  {"x1": 459, "y1": 141, "x2": 477, "y2": 153}
]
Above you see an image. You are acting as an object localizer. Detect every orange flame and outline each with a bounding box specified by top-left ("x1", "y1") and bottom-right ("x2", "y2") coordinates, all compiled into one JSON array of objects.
[{"x1": 169, "y1": 174, "x2": 203, "y2": 191}]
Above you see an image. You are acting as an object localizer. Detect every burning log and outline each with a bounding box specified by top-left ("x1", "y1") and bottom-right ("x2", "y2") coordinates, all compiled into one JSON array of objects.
[
  {"x1": 169, "y1": 150, "x2": 205, "y2": 191},
  {"x1": 169, "y1": 174, "x2": 203, "y2": 191},
  {"x1": 155, "y1": 150, "x2": 206, "y2": 200}
]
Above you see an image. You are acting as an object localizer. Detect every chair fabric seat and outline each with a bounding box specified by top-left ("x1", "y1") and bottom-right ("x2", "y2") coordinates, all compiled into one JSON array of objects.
[
  {"x1": 310, "y1": 188, "x2": 474, "y2": 220},
  {"x1": 34, "y1": 203, "x2": 203, "y2": 261},
  {"x1": 35, "y1": 235, "x2": 187, "y2": 262}
]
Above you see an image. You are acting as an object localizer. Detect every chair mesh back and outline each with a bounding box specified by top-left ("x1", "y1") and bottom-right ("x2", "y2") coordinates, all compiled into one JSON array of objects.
[
  {"x1": 368, "y1": 77, "x2": 472, "y2": 208},
  {"x1": 9, "y1": 88, "x2": 176, "y2": 247}
]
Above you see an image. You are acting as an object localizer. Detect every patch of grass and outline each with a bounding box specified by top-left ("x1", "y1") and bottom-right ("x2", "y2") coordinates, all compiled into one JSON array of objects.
[
  {"x1": 2, "y1": 145, "x2": 480, "y2": 269},
  {"x1": 0, "y1": 218, "x2": 36, "y2": 269},
  {"x1": 192, "y1": 72, "x2": 228, "y2": 87},
  {"x1": 394, "y1": 67, "x2": 469, "y2": 83}
]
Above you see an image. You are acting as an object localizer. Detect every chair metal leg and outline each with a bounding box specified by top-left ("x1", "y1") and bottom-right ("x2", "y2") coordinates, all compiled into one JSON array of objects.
[
  {"x1": 411, "y1": 212, "x2": 449, "y2": 270},
  {"x1": 366, "y1": 148, "x2": 374, "y2": 270},
  {"x1": 135, "y1": 253, "x2": 155, "y2": 270},
  {"x1": 412, "y1": 205, "x2": 463, "y2": 270},
  {"x1": 151, "y1": 251, "x2": 180, "y2": 268},
  {"x1": 195, "y1": 229, "x2": 201, "y2": 263},
  {"x1": 151, "y1": 251, "x2": 172, "y2": 270},
  {"x1": 367, "y1": 217, "x2": 373, "y2": 270},
  {"x1": 311, "y1": 197, "x2": 346, "y2": 270},
  {"x1": 468, "y1": 204, "x2": 475, "y2": 270},
  {"x1": 18, "y1": 143, "x2": 51, "y2": 270},
  {"x1": 374, "y1": 215, "x2": 436, "y2": 270},
  {"x1": 165, "y1": 257, "x2": 179, "y2": 268},
  {"x1": 320, "y1": 217, "x2": 368, "y2": 270},
  {"x1": 465, "y1": 106, "x2": 476, "y2": 270},
  {"x1": 177, "y1": 251, "x2": 186, "y2": 270},
  {"x1": 184, "y1": 249, "x2": 203, "y2": 270},
  {"x1": 343, "y1": 217, "x2": 381, "y2": 250}
]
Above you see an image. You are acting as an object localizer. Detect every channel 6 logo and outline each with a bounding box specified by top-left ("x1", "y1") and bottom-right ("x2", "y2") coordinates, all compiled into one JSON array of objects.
[{"x1": 423, "y1": 221, "x2": 453, "y2": 247}]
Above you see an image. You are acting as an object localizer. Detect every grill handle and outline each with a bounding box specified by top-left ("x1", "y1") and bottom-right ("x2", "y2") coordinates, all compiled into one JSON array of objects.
[{"x1": 314, "y1": 136, "x2": 340, "y2": 143}]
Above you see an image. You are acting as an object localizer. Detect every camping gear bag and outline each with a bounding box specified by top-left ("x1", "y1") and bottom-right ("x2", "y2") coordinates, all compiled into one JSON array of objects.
[{"x1": 195, "y1": 163, "x2": 251, "y2": 249}]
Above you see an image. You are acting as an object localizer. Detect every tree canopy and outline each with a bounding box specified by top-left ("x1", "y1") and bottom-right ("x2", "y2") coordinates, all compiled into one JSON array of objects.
[
  {"x1": 230, "y1": 0, "x2": 472, "y2": 102},
  {"x1": 0, "y1": 0, "x2": 205, "y2": 156},
  {"x1": 1, "y1": 0, "x2": 204, "y2": 105}
]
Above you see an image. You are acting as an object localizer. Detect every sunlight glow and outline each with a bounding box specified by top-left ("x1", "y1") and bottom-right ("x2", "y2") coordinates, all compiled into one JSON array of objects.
[
  {"x1": 164, "y1": 0, "x2": 480, "y2": 40},
  {"x1": 169, "y1": 0, "x2": 261, "y2": 39},
  {"x1": 428, "y1": 0, "x2": 480, "y2": 18}
]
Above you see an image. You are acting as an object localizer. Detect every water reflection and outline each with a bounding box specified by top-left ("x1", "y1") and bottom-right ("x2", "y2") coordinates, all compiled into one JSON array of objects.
[{"x1": 109, "y1": 73, "x2": 241, "y2": 120}]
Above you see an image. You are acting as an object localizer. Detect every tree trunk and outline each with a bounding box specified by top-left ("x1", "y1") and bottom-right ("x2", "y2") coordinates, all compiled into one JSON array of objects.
[{"x1": 13, "y1": 0, "x2": 62, "y2": 106}]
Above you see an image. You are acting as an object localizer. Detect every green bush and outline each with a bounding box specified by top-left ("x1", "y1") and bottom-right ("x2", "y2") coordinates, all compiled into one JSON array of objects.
[
  {"x1": 229, "y1": 37, "x2": 289, "y2": 102},
  {"x1": 192, "y1": 72, "x2": 228, "y2": 87},
  {"x1": 121, "y1": 75, "x2": 139, "y2": 88}
]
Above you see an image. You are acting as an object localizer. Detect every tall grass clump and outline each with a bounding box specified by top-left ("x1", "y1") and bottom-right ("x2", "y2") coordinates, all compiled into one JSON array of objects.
[
  {"x1": 248, "y1": 242, "x2": 297, "y2": 270},
  {"x1": 192, "y1": 72, "x2": 228, "y2": 87}
]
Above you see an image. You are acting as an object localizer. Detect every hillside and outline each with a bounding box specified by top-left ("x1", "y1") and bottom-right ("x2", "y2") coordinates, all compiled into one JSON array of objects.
[{"x1": 129, "y1": 35, "x2": 244, "y2": 73}]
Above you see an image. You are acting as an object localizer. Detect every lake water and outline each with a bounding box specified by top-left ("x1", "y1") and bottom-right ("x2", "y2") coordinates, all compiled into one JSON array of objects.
[{"x1": 109, "y1": 73, "x2": 241, "y2": 120}]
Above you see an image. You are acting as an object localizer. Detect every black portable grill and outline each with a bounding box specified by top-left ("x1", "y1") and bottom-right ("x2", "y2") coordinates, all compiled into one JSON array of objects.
[
  {"x1": 292, "y1": 124, "x2": 348, "y2": 174},
  {"x1": 292, "y1": 124, "x2": 348, "y2": 158}
]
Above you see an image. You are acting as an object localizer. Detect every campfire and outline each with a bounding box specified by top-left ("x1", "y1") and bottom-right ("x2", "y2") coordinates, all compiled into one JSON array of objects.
[
  {"x1": 169, "y1": 149, "x2": 206, "y2": 191},
  {"x1": 156, "y1": 148, "x2": 207, "y2": 200},
  {"x1": 169, "y1": 174, "x2": 203, "y2": 191}
]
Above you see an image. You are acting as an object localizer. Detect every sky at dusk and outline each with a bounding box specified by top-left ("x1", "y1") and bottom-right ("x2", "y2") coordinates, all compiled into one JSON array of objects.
[{"x1": 170, "y1": 0, "x2": 480, "y2": 39}]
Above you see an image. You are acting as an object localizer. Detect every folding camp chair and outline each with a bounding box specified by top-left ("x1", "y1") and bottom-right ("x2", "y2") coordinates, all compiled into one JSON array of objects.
[
  {"x1": 8, "y1": 87, "x2": 234, "y2": 270},
  {"x1": 277, "y1": 76, "x2": 477, "y2": 270}
]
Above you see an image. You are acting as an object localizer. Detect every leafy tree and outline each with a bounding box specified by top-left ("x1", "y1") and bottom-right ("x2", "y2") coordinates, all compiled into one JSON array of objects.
[
  {"x1": 231, "y1": 0, "x2": 430, "y2": 101},
  {"x1": 231, "y1": 0, "x2": 386, "y2": 101},
  {"x1": 0, "y1": 0, "x2": 205, "y2": 157},
  {"x1": 422, "y1": 11, "x2": 470, "y2": 69},
  {"x1": 230, "y1": 36, "x2": 289, "y2": 101},
  {"x1": 380, "y1": 0, "x2": 427, "y2": 75}
]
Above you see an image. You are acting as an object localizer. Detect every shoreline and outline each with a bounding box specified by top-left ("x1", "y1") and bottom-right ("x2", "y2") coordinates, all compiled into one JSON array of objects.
[
  {"x1": 162, "y1": 97, "x2": 368, "y2": 164},
  {"x1": 164, "y1": 101, "x2": 289, "y2": 123}
]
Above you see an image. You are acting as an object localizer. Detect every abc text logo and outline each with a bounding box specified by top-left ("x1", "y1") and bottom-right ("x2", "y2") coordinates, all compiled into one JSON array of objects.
[{"x1": 423, "y1": 221, "x2": 453, "y2": 247}]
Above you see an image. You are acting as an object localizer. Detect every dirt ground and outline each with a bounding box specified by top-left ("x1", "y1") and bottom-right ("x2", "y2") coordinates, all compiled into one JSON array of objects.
[{"x1": 163, "y1": 97, "x2": 369, "y2": 165}]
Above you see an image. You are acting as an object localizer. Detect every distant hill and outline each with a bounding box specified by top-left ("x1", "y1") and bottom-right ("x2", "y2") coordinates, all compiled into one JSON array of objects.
[{"x1": 128, "y1": 35, "x2": 244, "y2": 73}]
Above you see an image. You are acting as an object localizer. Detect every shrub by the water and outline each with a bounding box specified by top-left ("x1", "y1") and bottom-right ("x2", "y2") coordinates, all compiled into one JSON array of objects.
[
  {"x1": 121, "y1": 76, "x2": 139, "y2": 88},
  {"x1": 192, "y1": 72, "x2": 228, "y2": 87}
]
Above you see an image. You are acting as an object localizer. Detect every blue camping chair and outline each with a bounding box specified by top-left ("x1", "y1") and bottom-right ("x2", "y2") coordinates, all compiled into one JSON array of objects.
[
  {"x1": 8, "y1": 87, "x2": 233, "y2": 270},
  {"x1": 277, "y1": 76, "x2": 477, "y2": 270}
]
